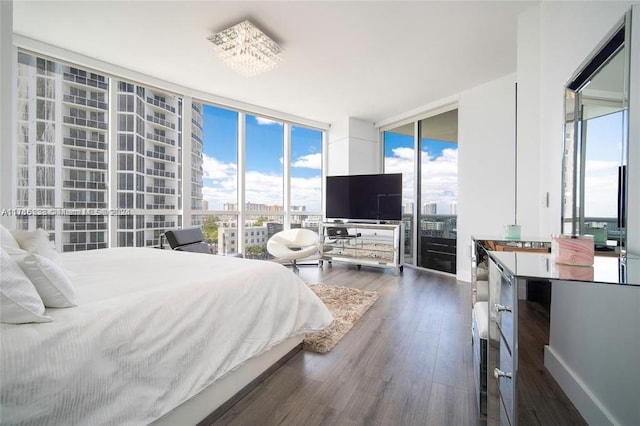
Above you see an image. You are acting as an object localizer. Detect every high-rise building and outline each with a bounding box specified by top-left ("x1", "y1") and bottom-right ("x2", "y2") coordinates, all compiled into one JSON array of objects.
[
  {"x1": 15, "y1": 51, "x2": 203, "y2": 251},
  {"x1": 16, "y1": 52, "x2": 110, "y2": 251},
  {"x1": 191, "y1": 102, "x2": 204, "y2": 226},
  {"x1": 423, "y1": 202, "x2": 437, "y2": 215}
]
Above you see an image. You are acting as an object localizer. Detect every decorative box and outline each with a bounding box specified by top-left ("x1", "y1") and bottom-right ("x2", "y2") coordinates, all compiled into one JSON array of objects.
[
  {"x1": 504, "y1": 224, "x2": 521, "y2": 240},
  {"x1": 552, "y1": 263, "x2": 595, "y2": 281},
  {"x1": 551, "y1": 234, "x2": 594, "y2": 266}
]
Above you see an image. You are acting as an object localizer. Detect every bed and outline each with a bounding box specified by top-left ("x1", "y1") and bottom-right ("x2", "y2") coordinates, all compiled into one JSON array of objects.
[{"x1": 0, "y1": 246, "x2": 333, "y2": 425}]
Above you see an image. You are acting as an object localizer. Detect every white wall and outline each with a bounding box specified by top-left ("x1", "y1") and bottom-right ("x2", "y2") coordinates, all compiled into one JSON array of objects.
[
  {"x1": 456, "y1": 74, "x2": 517, "y2": 281},
  {"x1": 516, "y1": 5, "x2": 542, "y2": 238}
]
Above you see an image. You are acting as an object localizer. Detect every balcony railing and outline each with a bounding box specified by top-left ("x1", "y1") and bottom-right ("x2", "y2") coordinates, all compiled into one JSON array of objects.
[
  {"x1": 145, "y1": 204, "x2": 176, "y2": 210},
  {"x1": 63, "y1": 73, "x2": 108, "y2": 90},
  {"x1": 146, "y1": 186, "x2": 176, "y2": 195},
  {"x1": 63, "y1": 159, "x2": 108, "y2": 170},
  {"x1": 63, "y1": 116, "x2": 108, "y2": 130},
  {"x1": 146, "y1": 168, "x2": 176, "y2": 179},
  {"x1": 62, "y1": 94, "x2": 108, "y2": 110},
  {"x1": 146, "y1": 114, "x2": 175, "y2": 130},
  {"x1": 63, "y1": 201, "x2": 108, "y2": 209},
  {"x1": 191, "y1": 118, "x2": 203, "y2": 131},
  {"x1": 146, "y1": 132, "x2": 176, "y2": 146},
  {"x1": 63, "y1": 137, "x2": 107, "y2": 151},
  {"x1": 63, "y1": 180, "x2": 107, "y2": 190},
  {"x1": 146, "y1": 96, "x2": 175, "y2": 113},
  {"x1": 145, "y1": 221, "x2": 176, "y2": 229},
  {"x1": 146, "y1": 150, "x2": 176, "y2": 162}
]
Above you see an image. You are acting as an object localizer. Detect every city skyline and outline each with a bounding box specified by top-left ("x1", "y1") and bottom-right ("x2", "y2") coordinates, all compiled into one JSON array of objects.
[
  {"x1": 200, "y1": 105, "x2": 323, "y2": 212},
  {"x1": 384, "y1": 132, "x2": 458, "y2": 215}
]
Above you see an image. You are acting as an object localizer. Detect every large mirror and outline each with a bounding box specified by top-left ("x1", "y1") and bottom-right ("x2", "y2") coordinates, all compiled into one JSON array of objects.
[{"x1": 562, "y1": 11, "x2": 631, "y2": 255}]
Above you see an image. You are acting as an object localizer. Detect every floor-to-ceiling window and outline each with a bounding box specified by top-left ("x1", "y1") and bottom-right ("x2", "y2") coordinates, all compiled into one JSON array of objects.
[
  {"x1": 12, "y1": 49, "x2": 325, "y2": 255},
  {"x1": 290, "y1": 125, "x2": 323, "y2": 233},
  {"x1": 383, "y1": 108, "x2": 458, "y2": 272},
  {"x1": 192, "y1": 103, "x2": 238, "y2": 255},
  {"x1": 197, "y1": 103, "x2": 323, "y2": 257}
]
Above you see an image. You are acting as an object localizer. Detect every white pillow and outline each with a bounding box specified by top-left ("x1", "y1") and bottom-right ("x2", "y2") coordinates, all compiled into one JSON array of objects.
[
  {"x1": 0, "y1": 223, "x2": 20, "y2": 250},
  {"x1": 0, "y1": 248, "x2": 52, "y2": 324},
  {"x1": 6, "y1": 247, "x2": 76, "y2": 308},
  {"x1": 11, "y1": 228, "x2": 59, "y2": 264}
]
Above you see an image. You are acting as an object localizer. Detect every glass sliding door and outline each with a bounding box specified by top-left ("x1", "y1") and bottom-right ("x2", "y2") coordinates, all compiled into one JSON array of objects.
[
  {"x1": 418, "y1": 110, "x2": 458, "y2": 273},
  {"x1": 383, "y1": 109, "x2": 458, "y2": 272},
  {"x1": 383, "y1": 123, "x2": 416, "y2": 265}
]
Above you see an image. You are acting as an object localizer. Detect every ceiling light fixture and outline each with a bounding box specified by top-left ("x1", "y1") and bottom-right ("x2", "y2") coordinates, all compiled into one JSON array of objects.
[{"x1": 208, "y1": 20, "x2": 283, "y2": 77}]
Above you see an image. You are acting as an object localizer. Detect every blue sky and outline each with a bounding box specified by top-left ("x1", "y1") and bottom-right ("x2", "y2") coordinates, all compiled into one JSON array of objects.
[
  {"x1": 201, "y1": 104, "x2": 322, "y2": 210},
  {"x1": 384, "y1": 131, "x2": 458, "y2": 215},
  {"x1": 583, "y1": 110, "x2": 625, "y2": 217}
]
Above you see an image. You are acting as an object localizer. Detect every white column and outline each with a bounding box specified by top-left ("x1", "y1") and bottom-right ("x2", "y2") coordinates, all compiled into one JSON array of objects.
[
  {"x1": 283, "y1": 122, "x2": 291, "y2": 229},
  {"x1": 326, "y1": 116, "x2": 378, "y2": 176},
  {"x1": 0, "y1": 1, "x2": 14, "y2": 227},
  {"x1": 237, "y1": 113, "x2": 246, "y2": 256}
]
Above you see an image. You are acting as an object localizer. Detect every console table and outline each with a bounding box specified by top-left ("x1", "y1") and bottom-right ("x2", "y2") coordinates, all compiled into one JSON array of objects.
[
  {"x1": 319, "y1": 222, "x2": 404, "y2": 275},
  {"x1": 486, "y1": 251, "x2": 640, "y2": 425}
]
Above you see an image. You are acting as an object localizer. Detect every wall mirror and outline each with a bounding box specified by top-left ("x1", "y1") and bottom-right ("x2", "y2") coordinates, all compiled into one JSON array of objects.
[{"x1": 562, "y1": 10, "x2": 632, "y2": 254}]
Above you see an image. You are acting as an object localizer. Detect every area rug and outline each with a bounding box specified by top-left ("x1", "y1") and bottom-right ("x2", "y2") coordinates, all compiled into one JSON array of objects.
[{"x1": 304, "y1": 284, "x2": 379, "y2": 353}]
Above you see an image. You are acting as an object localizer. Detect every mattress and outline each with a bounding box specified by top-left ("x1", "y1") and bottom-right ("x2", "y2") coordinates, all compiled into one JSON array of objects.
[{"x1": 0, "y1": 248, "x2": 333, "y2": 425}]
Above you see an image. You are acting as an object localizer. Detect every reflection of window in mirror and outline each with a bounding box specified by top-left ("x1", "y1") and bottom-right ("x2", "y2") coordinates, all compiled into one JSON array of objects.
[{"x1": 563, "y1": 21, "x2": 629, "y2": 251}]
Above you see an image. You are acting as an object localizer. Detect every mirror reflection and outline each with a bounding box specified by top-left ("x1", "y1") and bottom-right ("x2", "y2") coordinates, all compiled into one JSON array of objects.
[{"x1": 562, "y1": 22, "x2": 629, "y2": 254}]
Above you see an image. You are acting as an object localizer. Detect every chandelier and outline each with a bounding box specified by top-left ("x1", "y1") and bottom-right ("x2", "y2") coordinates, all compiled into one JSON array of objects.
[{"x1": 208, "y1": 20, "x2": 283, "y2": 77}]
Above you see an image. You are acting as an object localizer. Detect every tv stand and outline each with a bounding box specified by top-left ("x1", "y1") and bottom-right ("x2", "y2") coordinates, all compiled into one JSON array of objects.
[{"x1": 319, "y1": 222, "x2": 404, "y2": 275}]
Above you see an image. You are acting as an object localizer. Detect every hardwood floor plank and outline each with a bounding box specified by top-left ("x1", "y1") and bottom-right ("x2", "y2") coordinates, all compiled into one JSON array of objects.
[{"x1": 210, "y1": 264, "x2": 583, "y2": 426}]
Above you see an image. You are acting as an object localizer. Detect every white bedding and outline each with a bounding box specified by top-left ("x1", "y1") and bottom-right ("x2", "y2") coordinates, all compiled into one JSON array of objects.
[{"x1": 0, "y1": 248, "x2": 333, "y2": 425}]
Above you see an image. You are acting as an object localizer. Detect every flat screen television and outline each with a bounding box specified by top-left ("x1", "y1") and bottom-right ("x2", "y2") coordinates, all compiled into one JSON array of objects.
[{"x1": 326, "y1": 173, "x2": 402, "y2": 222}]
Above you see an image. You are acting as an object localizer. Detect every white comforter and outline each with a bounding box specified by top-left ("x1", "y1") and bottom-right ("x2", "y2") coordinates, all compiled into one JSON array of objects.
[{"x1": 0, "y1": 248, "x2": 332, "y2": 425}]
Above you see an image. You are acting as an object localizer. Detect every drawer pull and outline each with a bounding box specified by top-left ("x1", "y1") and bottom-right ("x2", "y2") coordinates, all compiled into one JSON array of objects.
[
  {"x1": 494, "y1": 368, "x2": 513, "y2": 380},
  {"x1": 494, "y1": 303, "x2": 512, "y2": 314}
]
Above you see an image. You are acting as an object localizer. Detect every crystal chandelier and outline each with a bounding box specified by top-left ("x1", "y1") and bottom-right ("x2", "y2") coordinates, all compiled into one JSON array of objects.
[{"x1": 208, "y1": 20, "x2": 283, "y2": 77}]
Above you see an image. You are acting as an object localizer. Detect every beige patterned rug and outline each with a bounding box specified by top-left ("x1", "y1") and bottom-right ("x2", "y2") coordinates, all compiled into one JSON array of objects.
[{"x1": 304, "y1": 284, "x2": 379, "y2": 353}]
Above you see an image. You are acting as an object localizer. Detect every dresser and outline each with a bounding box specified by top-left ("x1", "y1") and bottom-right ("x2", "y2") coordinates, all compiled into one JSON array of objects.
[
  {"x1": 485, "y1": 251, "x2": 640, "y2": 425},
  {"x1": 470, "y1": 237, "x2": 551, "y2": 419}
]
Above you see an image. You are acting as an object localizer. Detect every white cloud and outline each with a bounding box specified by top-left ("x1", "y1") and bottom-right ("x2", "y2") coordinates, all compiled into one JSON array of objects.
[
  {"x1": 255, "y1": 117, "x2": 282, "y2": 126},
  {"x1": 202, "y1": 153, "x2": 236, "y2": 179},
  {"x1": 384, "y1": 146, "x2": 458, "y2": 214},
  {"x1": 291, "y1": 176, "x2": 322, "y2": 211},
  {"x1": 292, "y1": 153, "x2": 322, "y2": 169},
  {"x1": 586, "y1": 160, "x2": 619, "y2": 173},
  {"x1": 584, "y1": 160, "x2": 619, "y2": 217}
]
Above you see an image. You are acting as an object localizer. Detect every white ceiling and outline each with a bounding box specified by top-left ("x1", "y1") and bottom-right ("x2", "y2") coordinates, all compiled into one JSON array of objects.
[{"x1": 12, "y1": 0, "x2": 536, "y2": 126}]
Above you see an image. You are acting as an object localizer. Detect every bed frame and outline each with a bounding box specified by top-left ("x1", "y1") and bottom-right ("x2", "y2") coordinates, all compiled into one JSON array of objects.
[{"x1": 151, "y1": 335, "x2": 304, "y2": 425}]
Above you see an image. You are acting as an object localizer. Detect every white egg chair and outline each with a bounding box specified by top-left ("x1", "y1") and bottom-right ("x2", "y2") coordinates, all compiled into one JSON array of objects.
[{"x1": 266, "y1": 228, "x2": 319, "y2": 269}]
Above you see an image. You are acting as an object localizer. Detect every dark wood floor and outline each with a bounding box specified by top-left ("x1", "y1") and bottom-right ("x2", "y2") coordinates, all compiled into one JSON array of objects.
[
  {"x1": 211, "y1": 264, "x2": 586, "y2": 425},
  {"x1": 213, "y1": 263, "x2": 479, "y2": 425},
  {"x1": 517, "y1": 300, "x2": 586, "y2": 425}
]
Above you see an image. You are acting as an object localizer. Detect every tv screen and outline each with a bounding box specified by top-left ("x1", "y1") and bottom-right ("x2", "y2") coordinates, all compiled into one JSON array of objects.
[{"x1": 326, "y1": 173, "x2": 402, "y2": 221}]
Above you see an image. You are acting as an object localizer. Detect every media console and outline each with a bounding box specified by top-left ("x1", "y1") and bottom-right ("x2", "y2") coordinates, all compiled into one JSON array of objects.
[{"x1": 319, "y1": 222, "x2": 404, "y2": 275}]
